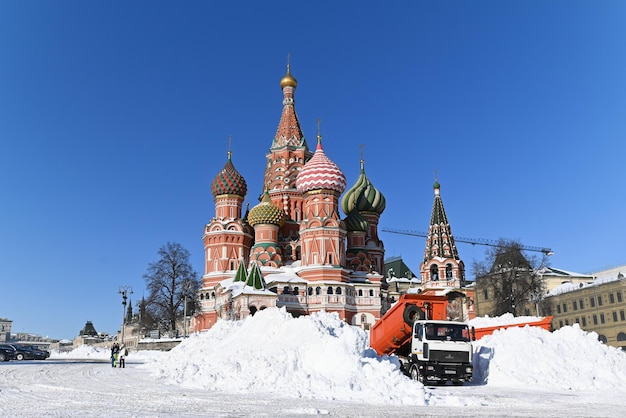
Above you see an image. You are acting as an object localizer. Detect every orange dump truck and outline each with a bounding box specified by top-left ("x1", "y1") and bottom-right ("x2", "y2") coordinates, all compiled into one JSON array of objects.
[
  {"x1": 370, "y1": 293, "x2": 553, "y2": 385},
  {"x1": 370, "y1": 294, "x2": 474, "y2": 385}
]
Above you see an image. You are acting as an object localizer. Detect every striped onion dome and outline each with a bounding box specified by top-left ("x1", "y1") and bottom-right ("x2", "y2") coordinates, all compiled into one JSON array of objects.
[
  {"x1": 248, "y1": 191, "x2": 286, "y2": 227},
  {"x1": 341, "y1": 159, "x2": 386, "y2": 215},
  {"x1": 344, "y1": 211, "x2": 369, "y2": 233},
  {"x1": 211, "y1": 151, "x2": 247, "y2": 198},
  {"x1": 296, "y1": 136, "x2": 346, "y2": 194}
]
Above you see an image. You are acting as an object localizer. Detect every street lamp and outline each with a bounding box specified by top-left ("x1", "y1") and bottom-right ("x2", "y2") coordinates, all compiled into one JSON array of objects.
[{"x1": 118, "y1": 286, "x2": 133, "y2": 344}]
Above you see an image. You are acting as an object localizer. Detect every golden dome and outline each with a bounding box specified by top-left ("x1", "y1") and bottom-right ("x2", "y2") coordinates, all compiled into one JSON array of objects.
[{"x1": 280, "y1": 65, "x2": 297, "y2": 89}]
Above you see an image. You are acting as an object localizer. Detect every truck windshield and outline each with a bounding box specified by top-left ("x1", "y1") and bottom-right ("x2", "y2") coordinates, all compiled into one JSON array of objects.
[{"x1": 424, "y1": 324, "x2": 470, "y2": 342}]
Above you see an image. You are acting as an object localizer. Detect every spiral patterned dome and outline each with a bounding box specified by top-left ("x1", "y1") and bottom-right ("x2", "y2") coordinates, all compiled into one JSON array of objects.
[
  {"x1": 248, "y1": 191, "x2": 286, "y2": 227},
  {"x1": 211, "y1": 152, "x2": 247, "y2": 198},
  {"x1": 341, "y1": 160, "x2": 386, "y2": 215},
  {"x1": 296, "y1": 139, "x2": 346, "y2": 194},
  {"x1": 344, "y1": 211, "x2": 369, "y2": 233}
]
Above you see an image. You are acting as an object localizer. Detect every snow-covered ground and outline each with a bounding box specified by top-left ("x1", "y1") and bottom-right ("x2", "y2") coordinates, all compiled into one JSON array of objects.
[{"x1": 1, "y1": 308, "x2": 624, "y2": 417}]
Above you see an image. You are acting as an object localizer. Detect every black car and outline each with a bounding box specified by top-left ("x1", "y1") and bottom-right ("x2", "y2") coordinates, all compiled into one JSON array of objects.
[
  {"x1": 0, "y1": 344, "x2": 17, "y2": 361},
  {"x1": 7, "y1": 343, "x2": 39, "y2": 361},
  {"x1": 18, "y1": 344, "x2": 50, "y2": 360}
]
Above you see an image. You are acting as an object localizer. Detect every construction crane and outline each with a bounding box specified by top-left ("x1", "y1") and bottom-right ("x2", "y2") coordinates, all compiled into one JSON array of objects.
[{"x1": 382, "y1": 227, "x2": 554, "y2": 256}]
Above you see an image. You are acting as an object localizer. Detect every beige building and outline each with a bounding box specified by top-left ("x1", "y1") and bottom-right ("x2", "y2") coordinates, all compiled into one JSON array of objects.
[
  {"x1": 546, "y1": 265, "x2": 626, "y2": 350},
  {"x1": 0, "y1": 318, "x2": 12, "y2": 342}
]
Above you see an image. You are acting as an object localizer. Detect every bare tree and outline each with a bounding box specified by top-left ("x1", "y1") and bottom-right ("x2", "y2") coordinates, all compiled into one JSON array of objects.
[
  {"x1": 473, "y1": 240, "x2": 549, "y2": 317},
  {"x1": 143, "y1": 242, "x2": 200, "y2": 332}
]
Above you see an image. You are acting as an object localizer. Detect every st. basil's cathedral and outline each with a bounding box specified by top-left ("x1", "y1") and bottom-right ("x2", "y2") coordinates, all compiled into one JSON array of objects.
[{"x1": 192, "y1": 64, "x2": 470, "y2": 332}]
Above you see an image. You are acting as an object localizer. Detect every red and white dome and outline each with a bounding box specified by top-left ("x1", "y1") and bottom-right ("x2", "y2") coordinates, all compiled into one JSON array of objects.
[{"x1": 296, "y1": 139, "x2": 346, "y2": 194}]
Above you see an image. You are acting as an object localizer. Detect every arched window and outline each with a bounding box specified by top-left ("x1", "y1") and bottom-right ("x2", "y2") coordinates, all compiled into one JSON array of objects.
[
  {"x1": 617, "y1": 332, "x2": 626, "y2": 342},
  {"x1": 316, "y1": 286, "x2": 321, "y2": 295},
  {"x1": 445, "y1": 264, "x2": 453, "y2": 278},
  {"x1": 361, "y1": 314, "x2": 367, "y2": 324},
  {"x1": 282, "y1": 286, "x2": 290, "y2": 294},
  {"x1": 249, "y1": 306, "x2": 258, "y2": 316},
  {"x1": 336, "y1": 287, "x2": 342, "y2": 295},
  {"x1": 327, "y1": 286, "x2": 334, "y2": 295},
  {"x1": 293, "y1": 286, "x2": 299, "y2": 295},
  {"x1": 358, "y1": 289, "x2": 363, "y2": 297},
  {"x1": 598, "y1": 334, "x2": 608, "y2": 344},
  {"x1": 430, "y1": 265, "x2": 439, "y2": 281},
  {"x1": 308, "y1": 287, "x2": 313, "y2": 296},
  {"x1": 369, "y1": 289, "x2": 374, "y2": 297}
]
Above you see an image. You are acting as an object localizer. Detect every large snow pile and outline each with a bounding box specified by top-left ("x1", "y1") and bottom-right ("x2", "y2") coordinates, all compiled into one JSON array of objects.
[
  {"x1": 50, "y1": 344, "x2": 109, "y2": 359},
  {"x1": 469, "y1": 312, "x2": 544, "y2": 328},
  {"x1": 143, "y1": 308, "x2": 453, "y2": 406},
  {"x1": 56, "y1": 308, "x2": 626, "y2": 405},
  {"x1": 473, "y1": 324, "x2": 626, "y2": 390}
]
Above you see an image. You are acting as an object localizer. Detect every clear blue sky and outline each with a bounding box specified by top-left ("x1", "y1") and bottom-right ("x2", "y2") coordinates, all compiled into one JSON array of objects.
[{"x1": 1, "y1": 1, "x2": 625, "y2": 340}]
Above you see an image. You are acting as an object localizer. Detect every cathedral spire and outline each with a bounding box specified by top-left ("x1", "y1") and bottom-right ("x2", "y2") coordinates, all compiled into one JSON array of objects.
[
  {"x1": 272, "y1": 59, "x2": 308, "y2": 150},
  {"x1": 420, "y1": 178, "x2": 465, "y2": 287}
]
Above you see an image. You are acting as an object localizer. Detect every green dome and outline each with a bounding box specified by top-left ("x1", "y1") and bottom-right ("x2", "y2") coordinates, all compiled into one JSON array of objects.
[
  {"x1": 344, "y1": 212, "x2": 369, "y2": 233},
  {"x1": 248, "y1": 192, "x2": 286, "y2": 227},
  {"x1": 341, "y1": 160, "x2": 386, "y2": 215}
]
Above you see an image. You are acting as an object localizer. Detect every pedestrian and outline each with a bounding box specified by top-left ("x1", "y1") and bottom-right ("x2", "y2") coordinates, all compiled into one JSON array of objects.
[
  {"x1": 118, "y1": 345, "x2": 128, "y2": 368},
  {"x1": 111, "y1": 343, "x2": 120, "y2": 367}
]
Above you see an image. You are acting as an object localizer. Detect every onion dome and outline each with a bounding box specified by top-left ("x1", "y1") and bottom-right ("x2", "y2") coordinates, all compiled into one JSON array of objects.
[
  {"x1": 341, "y1": 159, "x2": 386, "y2": 215},
  {"x1": 211, "y1": 151, "x2": 247, "y2": 198},
  {"x1": 280, "y1": 64, "x2": 297, "y2": 89},
  {"x1": 344, "y1": 211, "x2": 369, "y2": 233},
  {"x1": 248, "y1": 191, "x2": 286, "y2": 227},
  {"x1": 296, "y1": 135, "x2": 346, "y2": 194}
]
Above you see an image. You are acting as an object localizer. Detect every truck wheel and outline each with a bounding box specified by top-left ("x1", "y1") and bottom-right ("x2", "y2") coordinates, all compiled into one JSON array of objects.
[{"x1": 410, "y1": 365, "x2": 421, "y2": 382}]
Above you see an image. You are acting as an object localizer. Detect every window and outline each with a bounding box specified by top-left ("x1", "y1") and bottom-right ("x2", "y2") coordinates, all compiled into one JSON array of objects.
[
  {"x1": 562, "y1": 303, "x2": 568, "y2": 313},
  {"x1": 618, "y1": 292, "x2": 623, "y2": 303},
  {"x1": 369, "y1": 289, "x2": 374, "y2": 297},
  {"x1": 283, "y1": 286, "x2": 290, "y2": 294},
  {"x1": 600, "y1": 313, "x2": 605, "y2": 324},
  {"x1": 582, "y1": 317, "x2": 587, "y2": 326},
  {"x1": 573, "y1": 301, "x2": 578, "y2": 311},
  {"x1": 358, "y1": 289, "x2": 363, "y2": 296},
  {"x1": 315, "y1": 287, "x2": 321, "y2": 295},
  {"x1": 590, "y1": 297, "x2": 596, "y2": 308},
  {"x1": 579, "y1": 299, "x2": 585, "y2": 309},
  {"x1": 598, "y1": 296, "x2": 603, "y2": 306},
  {"x1": 593, "y1": 315, "x2": 598, "y2": 325},
  {"x1": 613, "y1": 312, "x2": 618, "y2": 322},
  {"x1": 565, "y1": 319, "x2": 570, "y2": 326},
  {"x1": 293, "y1": 287, "x2": 299, "y2": 296},
  {"x1": 483, "y1": 288, "x2": 489, "y2": 300},
  {"x1": 327, "y1": 287, "x2": 333, "y2": 295},
  {"x1": 308, "y1": 287, "x2": 313, "y2": 296},
  {"x1": 557, "y1": 305, "x2": 561, "y2": 314},
  {"x1": 609, "y1": 293, "x2": 615, "y2": 304},
  {"x1": 336, "y1": 287, "x2": 342, "y2": 295},
  {"x1": 621, "y1": 310, "x2": 626, "y2": 321},
  {"x1": 559, "y1": 320, "x2": 563, "y2": 328},
  {"x1": 574, "y1": 317, "x2": 579, "y2": 324}
]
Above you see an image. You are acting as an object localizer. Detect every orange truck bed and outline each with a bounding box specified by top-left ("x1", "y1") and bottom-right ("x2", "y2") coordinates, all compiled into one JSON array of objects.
[
  {"x1": 370, "y1": 293, "x2": 449, "y2": 356},
  {"x1": 473, "y1": 316, "x2": 553, "y2": 340}
]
